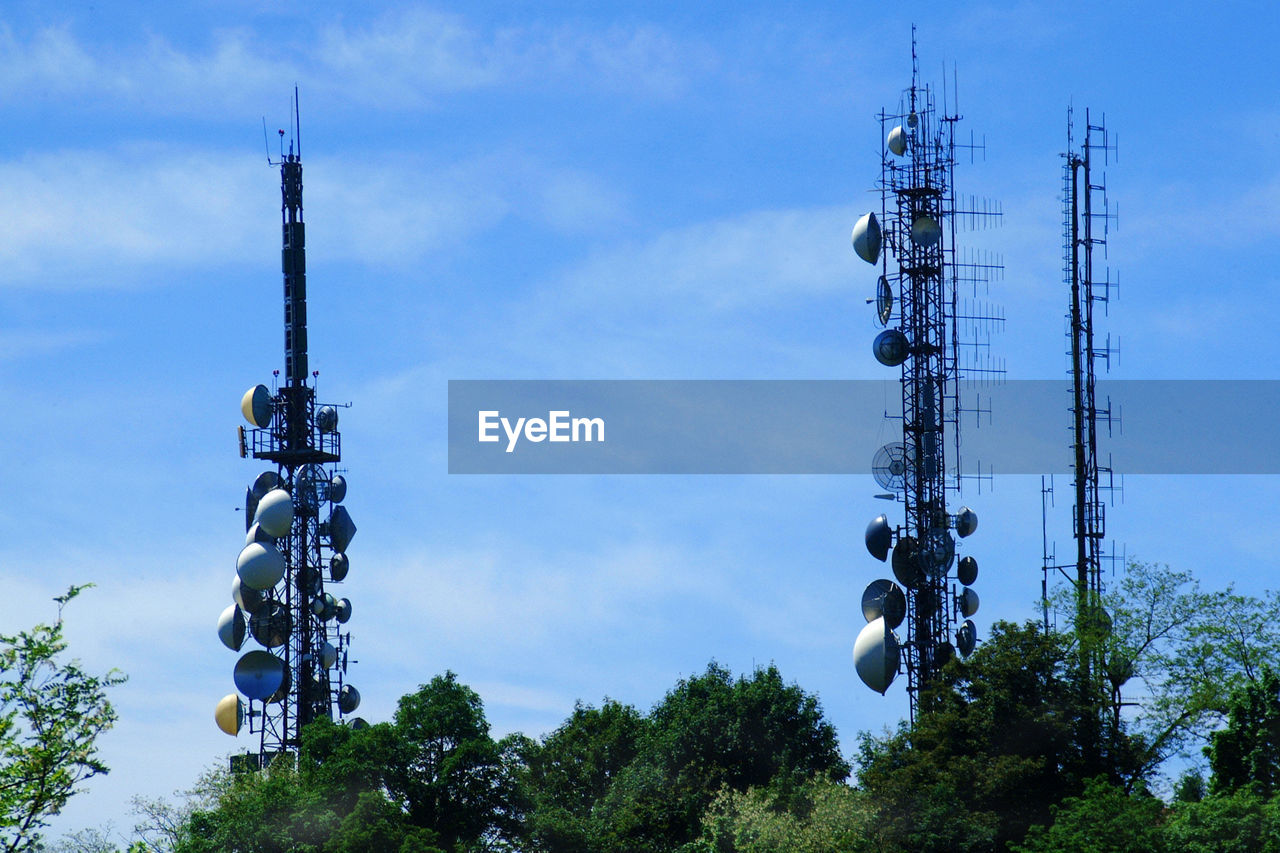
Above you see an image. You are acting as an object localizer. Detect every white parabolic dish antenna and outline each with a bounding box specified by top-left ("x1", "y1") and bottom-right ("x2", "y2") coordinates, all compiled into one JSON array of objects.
[
  {"x1": 254, "y1": 488, "x2": 294, "y2": 538},
  {"x1": 237, "y1": 541, "x2": 285, "y2": 591},
  {"x1": 851, "y1": 212, "x2": 882, "y2": 264},
  {"x1": 853, "y1": 617, "x2": 900, "y2": 694},
  {"x1": 887, "y1": 125, "x2": 907, "y2": 156},
  {"x1": 320, "y1": 641, "x2": 338, "y2": 670},
  {"x1": 217, "y1": 604, "x2": 246, "y2": 652}
]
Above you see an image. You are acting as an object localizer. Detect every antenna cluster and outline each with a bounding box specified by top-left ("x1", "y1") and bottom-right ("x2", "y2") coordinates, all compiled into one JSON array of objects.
[
  {"x1": 215, "y1": 101, "x2": 364, "y2": 767},
  {"x1": 850, "y1": 29, "x2": 1003, "y2": 720}
]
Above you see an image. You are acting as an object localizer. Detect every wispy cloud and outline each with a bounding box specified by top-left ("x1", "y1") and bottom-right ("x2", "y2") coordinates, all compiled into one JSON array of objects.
[
  {"x1": 0, "y1": 11, "x2": 711, "y2": 116},
  {"x1": 0, "y1": 328, "x2": 106, "y2": 361},
  {"x1": 0, "y1": 145, "x2": 628, "y2": 288}
]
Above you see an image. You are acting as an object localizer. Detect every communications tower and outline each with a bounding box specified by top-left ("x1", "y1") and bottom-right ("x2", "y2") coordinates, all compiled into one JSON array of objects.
[
  {"x1": 213, "y1": 95, "x2": 363, "y2": 767},
  {"x1": 851, "y1": 31, "x2": 1003, "y2": 719},
  {"x1": 1042, "y1": 107, "x2": 1121, "y2": 739}
]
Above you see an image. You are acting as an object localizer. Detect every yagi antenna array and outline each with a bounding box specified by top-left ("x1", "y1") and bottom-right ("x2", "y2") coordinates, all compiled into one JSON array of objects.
[{"x1": 215, "y1": 96, "x2": 365, "y2": 763}]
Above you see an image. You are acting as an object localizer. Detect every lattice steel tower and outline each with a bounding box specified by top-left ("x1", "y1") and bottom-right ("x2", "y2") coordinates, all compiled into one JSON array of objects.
[
  {"x1": 214, "y1": 96, "x2": 362, "y2": 767},
  {"x1": 853, "y1": 31, "x2": 1002, "y2": 719}
]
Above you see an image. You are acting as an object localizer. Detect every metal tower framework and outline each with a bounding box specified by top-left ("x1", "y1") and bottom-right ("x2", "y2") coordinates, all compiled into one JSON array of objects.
[
  {"x1": 1064, "y1": 109, "x2": 1118, "y2": 638},
  {"x1": 854, "y1": 31, "x2": 1002, "y2": 722},
  {"x1": 220, "y1": 98, "x2": 361, "y2": 768},
  {"x1": 1039, "y1": 111, "x2": 1121, "y2": 630}
]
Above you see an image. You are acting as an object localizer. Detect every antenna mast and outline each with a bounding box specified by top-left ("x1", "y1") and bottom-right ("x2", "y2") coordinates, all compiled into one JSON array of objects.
[
  {"x1": 1059, "y1": 106, "x2": 1122, "y2": 754},
  {"x1": 216, "y1": 94, "x2": 363, "y2": 768},
  {"x1": 853, "y1": 29, "x2": 1003, "y2": 720}
]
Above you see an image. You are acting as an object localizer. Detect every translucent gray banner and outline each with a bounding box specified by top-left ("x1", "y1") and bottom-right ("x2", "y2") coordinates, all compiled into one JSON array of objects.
[{"x1": 447, "y1": 380, "x2": 1280, "y2": 474}]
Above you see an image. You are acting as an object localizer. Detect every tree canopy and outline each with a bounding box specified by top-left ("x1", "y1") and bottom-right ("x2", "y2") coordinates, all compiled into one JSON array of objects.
[{"x1": 1, "y1": 586, "x2": 125, "y2": 853}]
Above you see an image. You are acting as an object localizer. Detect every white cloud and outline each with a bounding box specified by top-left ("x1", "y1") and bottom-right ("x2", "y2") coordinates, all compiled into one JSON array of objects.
[{"x1": 0, "y1": 147, "x2": 265, "y2": 287}]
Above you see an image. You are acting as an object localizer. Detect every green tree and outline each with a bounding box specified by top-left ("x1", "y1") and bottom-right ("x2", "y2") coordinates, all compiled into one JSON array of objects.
[
  {"x1": 591, "y1": 662, "x2": 848, "y2": 853},
  {"x1": 1010, "y1": 776, "x2": 1167, "y2": 853},
  {"x1": 176, "y1": 672, "x2": 524, "y2": 853},
  {"x1": 1075, "y1": 561, "x2": 1280, "y2": 777},
  {"x1": 176, "y1": 756, "x2": 337, "y2": 853},
  {"x1": 1, "y1": 586, "x2": 126, "y2": 853},
  {"x1": 690, "y1": 779, "x2": 872, "y2": 853},
  {"x1": 1163, "y1": 787, "x2": 1280, "y2": 853},
  {"x1": 1206, "y1": 667, "x2": 1280, "y2": 797},
  {"x1": 521, "y1": 699, "x2": 647, "y2": 852},
  {"x1": 381, "y1": 672, "x2": 527, "y2": 849},
  {"x1": 856, "y1": 621, "x2": 1142, "y2": 852},
  {"x1": 1174, "y1": 768, "x2": 1207, "y2": 804}
]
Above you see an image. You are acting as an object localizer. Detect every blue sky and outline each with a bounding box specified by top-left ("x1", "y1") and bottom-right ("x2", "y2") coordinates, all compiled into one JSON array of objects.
[{"x1": 3, "y1": 0, "x2": 1280, "y2": 838}]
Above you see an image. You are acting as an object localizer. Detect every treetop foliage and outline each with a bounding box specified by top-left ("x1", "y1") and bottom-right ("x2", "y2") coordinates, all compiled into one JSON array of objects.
[{"x1": 1, "y1": 586, "x2": 125, "y2": 853}]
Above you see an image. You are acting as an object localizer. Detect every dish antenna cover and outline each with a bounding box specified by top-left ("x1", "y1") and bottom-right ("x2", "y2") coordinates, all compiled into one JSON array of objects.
[
  {"x1": 955, "y1": 506, "x2": 978, "y2": 538},
  {"x1": 244, "y1": 488, "x2": 258, "y2": 533},
  {"x1": 960, "y1": 587, "x2": 980, "y2": 617},
  {"x1": 853, "y1": 617, "x2": 900, "y2": 694},
  {"x1": 320, "y1": 641, "x2": 338, "y2": 670},
  {"x1": 214, "y1": 693, "x2": 243, "y2": 736},
  {"x1": 231, "y1": 574, "x2": 269, "y2": 615},
  {"x1": 237, "y1": 541, "x2": 285, "y2": 591},
  {"x1": 217, "y1": 604, "x2": 247, "y2": 652},
  {"x1": 238, "y1": 540, "x2": 285, "y2": 589},
  {"x1": 891, "y1": 536, "x2": 924, "y2": 589},
  {"x1": 233, "y1": 650, "x2": 286, "y2": 701},
  {"x1": 338, "y1": 684, "x2": 361, "y2": 714},
  {"x1": 865, "y1": 514, "x2": 892, "y2": 561},
  {"x1": 328, "y1": 506, "x2": 357, "y2": 553},
  {"x1": 887, "y1": 125, "x2": 907, "y2": 156},
  {"x1": 861, "y1": 579, "x2": 906, "y2": 629},
  {"x1": 329, "y1": 474, "x2": 347, "y2": 504},
  {"x1": 241, "y1": 384, "x2": 273, "y2": 428},
  {"x1": 329, "y1": 553, "x2": 350, "y2": 582},
  {"x1": 254, "y1": 488, "x2": 294, "y2": 538},
  {"x1": 910, "y1": 215, "x2": 941, "y2": 246},
  {"x1": 335, "y1": 597, "x2": 353, "y2": 624},
  {"x1": 311, "y1": 592, "x2": 338, "y2": 621},
  {"x1": 251, "y1": 471, "x2": 282, "y2": 499},
  {"x1": 873, "y1": 329, "x2": 910, "y2": 367},
  {"x1": 956, "y1": 620, "x2": 977, "y2": 657},
  {"x1": 876, "y1": 276, "x2": 894, "y2": 325},
  {"x1": 851, "y1": 212, "x2": 881, "y2": 264},
  {"x1": 957, "y1": 555, "x2": 978, "y2": 586},
  {"x1": 921, "y1": 529, "x2": 955, "y2": 577},
  {"x1": 318, "y1": 405, "x2": 339, "y2": 433}
]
